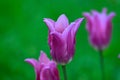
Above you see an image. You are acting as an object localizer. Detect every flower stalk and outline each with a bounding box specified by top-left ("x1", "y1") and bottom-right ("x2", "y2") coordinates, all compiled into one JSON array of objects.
[
  {"x1": 99, "y1": 49, "x2": 104, "y2": 80},
  {"x1": 62, "y1": 65, "x2": 67, "y2": 80}
]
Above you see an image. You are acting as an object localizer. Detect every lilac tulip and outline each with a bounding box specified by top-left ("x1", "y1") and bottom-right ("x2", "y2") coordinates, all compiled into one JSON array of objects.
[
  {"x1": 25, "y1": 51, "x2": 60, "y2": 80},
  {"x1": 83, "y1": 8, "x2": 115, "y2": 50},
  {"x1": 44, "y1": 14, "x2": 83, "y2": 65}
]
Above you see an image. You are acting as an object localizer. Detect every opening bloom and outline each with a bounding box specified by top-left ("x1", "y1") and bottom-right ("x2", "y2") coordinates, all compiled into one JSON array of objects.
[
  {"x1": 25, "y1": 51, "x2": 60, "y2": 80},
  {"x1": 83, "y1": 8, "x2": 115, "y2": 50},
  {"x1": 44, "y1": 14, "x2": 83, "y2": 65}
]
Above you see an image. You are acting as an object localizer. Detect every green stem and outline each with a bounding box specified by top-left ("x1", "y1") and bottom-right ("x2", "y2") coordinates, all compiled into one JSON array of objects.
[
  {"x1": 99, "y1": 49, "x2": 105, "y2": 80},
  {"x1": 62, "y1": 65, "x2": 67, "y2": 80}
]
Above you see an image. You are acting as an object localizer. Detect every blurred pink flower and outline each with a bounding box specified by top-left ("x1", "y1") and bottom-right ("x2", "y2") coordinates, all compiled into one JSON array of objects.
[
  {"x1": 118, "y1": 54, "x2": 120, "y2": 58},
  {"x1": 44, "y1": 14, "x2": 83, "y2": 65},
  {"x1": 25, "y1": 51, "x2": 59, "y2": 80},
  {"x1": 83, "y1": 8, "x2": 115, "y2": 50}
]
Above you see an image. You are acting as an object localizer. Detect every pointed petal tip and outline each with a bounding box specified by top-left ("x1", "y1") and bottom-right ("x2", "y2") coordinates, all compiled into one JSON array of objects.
[
  {"x1": 39, "y1": 50, "x2": 47, "y2": 58},
  {"x1": 39, "y1": 50, "x2": 50, "y2": 63},
  {"x1": 43, "y1": 18, "x2": 55, "y2": 23},
  {"x1": 43, "y1": 18, "x2": 46, "y2": 21},
  {"x1": 83, "y1": 12, "x2": 90, "y2": 16},
  {"x1": 40, "y1": 50, "x2": 48, "y2": 60},
  {"x1": 43, "y1": 18, "x2": 55, "y2": 31},
  {"x1": 57, "y1": 14, "x2": 68, "y2": 21},
  {"x1": 40, "y1": 50, "x2": 45, "y2": 55},
  {"x1": 75, "y1": 18, "x2": 84, "y2": 24},
  {"x1": 24, "y1": 59, "x2": 31, "y2": 63},
  {"x1": 77, "y1": 18, "x2": 84, "y2": 21},
  {"x1": 40, "y1": 50, "x2": 46, "y2": 58},
  {"x1": 43, "y1": 18, "x2": 46, "y2": 20},
  {"x1": 91, "y1": 10, "x2": 99, "y2": 15},
  {"x1": 55, "y1": 14, "x2": 69, "y2": 31},
  {"x1": 108, "y1": 12, "x2": 116, "y2": 19},
  {"x1": 83, "y1": 12, "x2": 91, "y2": 19},
  {"x1": 43, "y1": 18, "x2": 49, "y2": 22},
  {"x1": 102, "y1": 8, "x2": 107, "y2": 13},
  {"x1": 24, "y1": 58, "x2": 38, "y2": 67},
  {"x1": 60, "y1": 14, "x2": 67, "y2": 17},
  {"x1": 24, "y1": 58, "x2": 29, "y2": 62},
  {"x1": 24, "y1": 58, "x2": 33, "y2": 63},
  {"x1": 72, "y1": 18, "x2": 84, "y2": 33},
  {"x1": 110, "y1": 12, "x2": 116, "y2": 16}
]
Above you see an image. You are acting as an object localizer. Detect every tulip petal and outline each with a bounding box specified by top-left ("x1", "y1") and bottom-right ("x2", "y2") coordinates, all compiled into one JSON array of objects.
[
  {"x1": 64, "y1": 18, "x2": 83, "y2": 59},
  {"x1": 102, "y1": 8, "x2": 107, "y2": 13},
  {"x1": 62, "y1": 22, "x2": 75, "y2": 40},
  {"x1": 39, "y1": 51, "x2": 50, "y2": 64},
  {"x1": 50, "y1": 61, "x2": 57, "y2": 69},
  {"x1": 55, "y1": 14, "x2": 69, "y2": 33},
  {"x1": 25, "y1": 58, "x2": 41, "y2": 80},
  {"x1": 108, "y1": 12, "x2": 116, "y2": 20},
  {"x1": 73, "y1": 18, "x2": 84, "y2": 35},
  {"x1": 83, "y1": 12, "x2": 91, "y2": 20},
  {"x1": 43, "y1": 18, "x2": 55, "y2": 32},
  {"x1": 25, "y1": 58, "x2": 38, "y2": 68},
  {"x1": 49, "y1": 63, "x2": 60, "y2": 80},
  {"x1": 66, "y1": 25, "x2": 75, "y2": 58},
  {"x1": 41, "y1": 67, "x2": 57, "y2": 80},
  {"x1": 83, "y1": 12, "x2": 93, "y2": 32},
  {"x1": 92, "y1": 10, "x2": 99, "y2": 16},
  {"x1": 105, "y1": 12, "x2": 115, "y2": 46},
  {"x1": 63, "y1": 18, "x2": 83, "y2": 37},
  {"x1": 50, "y1": 32, "x2": 66, "y2": 63},
  {"x1": 56, "y1": 14, "x2": 69, "y2": 27}
]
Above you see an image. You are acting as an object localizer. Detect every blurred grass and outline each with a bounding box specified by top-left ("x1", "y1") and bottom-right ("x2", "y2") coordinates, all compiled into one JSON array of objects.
[{"x1": 0, "y1": 0, "x2": 120, "y2": 80}]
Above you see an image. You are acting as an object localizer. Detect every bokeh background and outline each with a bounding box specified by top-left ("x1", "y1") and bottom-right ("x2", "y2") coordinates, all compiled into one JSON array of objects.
[{"x1": 0, "y1": 0, "x2": 120, "y2": 80}]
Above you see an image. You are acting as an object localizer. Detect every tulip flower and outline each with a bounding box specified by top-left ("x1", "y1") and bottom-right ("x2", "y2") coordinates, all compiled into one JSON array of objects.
[
  {"x1": 25, "y1": 51, "x2": 60, "y2": 80},
  {"x1": 83, "y1": 8, "x2": 115, "y2": 80},
  {"x1": 44, "y1": 14, "x2": 83, "y2": 65},
  {"x1": 83, "y1": 8, "x2": 115, "y2": 50},
  {"x1": 118, "y1": 54, "x2": 120, "y2": 58}
]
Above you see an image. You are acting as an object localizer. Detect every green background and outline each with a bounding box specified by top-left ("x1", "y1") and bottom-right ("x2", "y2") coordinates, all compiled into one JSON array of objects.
[{"x1": 0, "y1": 0, "x2": 120, "y2": 80}]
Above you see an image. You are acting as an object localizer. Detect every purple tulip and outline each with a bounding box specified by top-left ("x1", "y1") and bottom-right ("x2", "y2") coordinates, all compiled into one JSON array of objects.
[
  {"x1": 83, "y1": 8, "x2": 115, "y2": 50},
  {"x1": 44, "y1": 14, "x2": 83, "y2": 65},
  {"x1": 25, "y1": 51, "x2": 60, "y2": 80}
]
